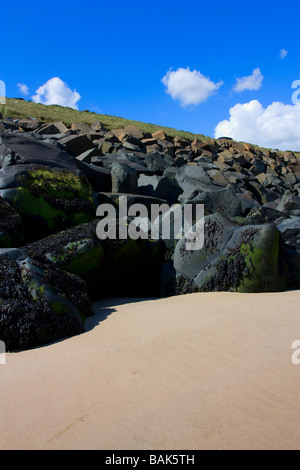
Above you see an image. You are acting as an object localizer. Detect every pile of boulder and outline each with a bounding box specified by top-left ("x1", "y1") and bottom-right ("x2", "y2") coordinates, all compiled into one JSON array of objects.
[{"x1": 1, "y1": 114, "x2": 300, "y2": 350}]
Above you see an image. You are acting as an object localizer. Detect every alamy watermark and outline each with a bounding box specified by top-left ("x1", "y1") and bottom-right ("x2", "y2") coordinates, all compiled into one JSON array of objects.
[
  {"x1": 291, "y1": 80, "x2": 300, "y2": 105},
  {"x1": 291, "y1": 340, "x2": 300, "y2": 365},
  {"x1": 96, "y1": 197, "x2": 205, "y2": 251},
  {"x1": 0, "y1": 80, "x2": 6, "y2": 105},
  {"x1": 0, "y1": 340, "x2": 6, "y2": 365}
]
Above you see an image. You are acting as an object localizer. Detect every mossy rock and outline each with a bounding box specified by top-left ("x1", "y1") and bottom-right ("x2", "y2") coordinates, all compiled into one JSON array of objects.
[
  {"x1": 0, "y1": 165, "x2": 97, "y2": 242},
  {"x1": 193, "y1": 224, "x2": 287, "y2": 293},
  {"x1": 174, "y1": 212, "x2": 288, "y2": 293}
]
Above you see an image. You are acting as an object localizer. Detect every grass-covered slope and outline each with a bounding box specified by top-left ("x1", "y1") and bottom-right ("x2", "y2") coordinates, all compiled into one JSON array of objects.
[{"x1": 1, "y1": 97, "x2": 299, "y2": 158}]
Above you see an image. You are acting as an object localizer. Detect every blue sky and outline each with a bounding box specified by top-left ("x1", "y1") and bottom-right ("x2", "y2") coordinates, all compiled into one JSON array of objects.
[{"x1": 1, "y1": 0, "x2": 300, "y2": 150}]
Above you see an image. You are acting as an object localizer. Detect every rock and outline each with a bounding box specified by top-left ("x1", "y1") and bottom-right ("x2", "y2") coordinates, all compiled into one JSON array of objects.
[
  {"x1": 38, "y1": 121, "x2": 68, "y2": 135},
  {"x1": 180, "y1": 184, "x2": 242, "y2": 218},
  {"x1": 157, "y1": 139, "x2": 174, "y2": 157},
  {"x1": 277, "y1": 192, "x2": 300, "y2": 215},
  {"x1": 99, "y1": 140, "x2": 121, "y2": 155},
  {"x1": 124, "y1": 125, "x2": 149, "y2": 140},
  {"x1": 206, "y1": 169, "x2": 227, "y2": 187},
  {"x1": 137, "y1": 174, "x2": 182, "y2": 204},
  {"x1": 244, "y1": 206, "x2": 284, "y2": 225},
  {"x1": 59, "y1": 134, "x2": 95, "y2": 157},
  {"x1": 111, "y1": 162, "x2": 137, "y2": 194},
  {"x1": 277, "y1": 217, "x2": 300, "y2": 251},
  {"x1": 174, "y1": 214, "x2": 287, "y2": 293},
  {"x1": 24, "y1": 219, "x2": 166, "y2": 300},
  {"x1": 288, "y1": 161, "x2": 300, "y2": 173},
  {"x1": 0, "y1": 134, "x2": 77, "y2": 170},
  {"x1": 111, "y1": 128, "x2": 129, "y2": 141},
  {"x1": 76, "y1": 147, "x2": 100, "y2": 163},
  {"x1": 144, "y1": 152, "x2": 173, "y2": 173},
  {"x1": 277, "y1": 216, "x2": 300, "y2": 233},
  {"x1": 91, "y1": 155, "x2": 152, "y2": 176},
  {"x1": 173, "y1": 136, "x2": 191, "y2": 148},
  {"x1": 191, "y1": 139, "x2": 204, "y2": 156},
  {"x1": 0, "y1": 165, "x2": 97, "y2": 241},
  {"x1": 236, "y1": 191, "x2": 260, "y2": 215},
  {"x1": 174, "y1": 212, "x2": 238, "y2": 281},
  {"x1": 70, "y1": 122, "x2": 93, "y2": 134},
  {"x1": 280, "y1": 228, "x2": 300, "y2": 251},
  {"x1": 176, "y1": 164, "x2": 212, "y2": 189},
  {"x1": 217, "y1": 149, "x2": 234, "y2": 162},
  {"x1": 0, "y1": 197, "x2": 24, "y2": 247},
  {"x1": 256, "y1": 172, "x2": 282, "y2": 188},
  {"x1": 233, "y1": 153, "x2": 251, "y2": 168},
  {"x1": 246, "y1": 180, "x2": 279, "y2": 204},
  {"x1": 121, "y1": 140, "x2": 142, "y2": 152},
  {"x1": 18, "y1": 119, "x2": 43, "y2": 132},
  {"x1": 141, "y1": 137, "x2": 159, "y2": 148},
  {"x1": 72, "y1": 160, "x2": 112, "y2": 192},
  {"x1": 0, "y1": 120, "x2": 19, "y2": 131},
  {"x1": 0, "y1": 248, "x2": 92, "y2": 351},
  {"x1": 249, "y1": 158, "x2": 266, "y2": 175},
  {"x1": 90, "y1": 121, "x2": 109, "y2": 132},
  {"x1": 152, "y1": 129, "x2": 169, "y2": 141}
]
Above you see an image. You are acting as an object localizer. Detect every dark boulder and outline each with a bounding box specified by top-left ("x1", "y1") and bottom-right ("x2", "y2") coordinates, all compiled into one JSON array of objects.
[
  {"x1": 0, "y1": 196, "x2": 24, "y2": 247},
  {"x1": 174, "y1": 213, "x2": 287, "y2": 293},
  {"x1": 0, "y1": 248, "x2": 93, "y2": 351},
  {"x1": 0, "y1": 133, "x2": 76, "y2": 169},
  {"x1": 0, "y1": 165, "x2": 97, "y2": 241}
]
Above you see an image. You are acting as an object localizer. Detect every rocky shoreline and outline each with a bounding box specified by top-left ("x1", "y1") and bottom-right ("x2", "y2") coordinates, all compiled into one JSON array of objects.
[{"x1": 1, "y1": 115, "x2": 300, "y2": 351}]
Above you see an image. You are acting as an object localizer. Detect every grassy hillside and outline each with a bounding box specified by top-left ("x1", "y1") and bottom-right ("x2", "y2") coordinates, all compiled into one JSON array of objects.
[
  {"x1": 0, "y1": 98, "x2": 212, "y2": 142},
  {"x1": 1, "y1": 98, "x2": 299, "y2": 158}
]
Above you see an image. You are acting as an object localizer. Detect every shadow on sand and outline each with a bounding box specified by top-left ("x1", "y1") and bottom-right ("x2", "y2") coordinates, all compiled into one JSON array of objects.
[{"x1": 85, "y1": 297, "x2": 159, "y2": 332}]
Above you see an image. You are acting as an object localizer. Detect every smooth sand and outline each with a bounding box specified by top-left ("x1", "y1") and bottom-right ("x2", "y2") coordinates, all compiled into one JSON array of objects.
[{"x1": 0, "y1": 291, "x2": 299, "y2": 450}]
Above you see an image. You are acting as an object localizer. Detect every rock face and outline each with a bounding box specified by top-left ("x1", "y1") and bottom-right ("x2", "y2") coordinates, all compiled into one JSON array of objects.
[{"x1": 1, "y1": 114, "x2": 300, "y2": 350}]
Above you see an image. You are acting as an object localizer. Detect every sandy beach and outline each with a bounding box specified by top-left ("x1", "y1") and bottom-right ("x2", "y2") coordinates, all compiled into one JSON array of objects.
[{"x1": 0, "y1": 291, "x2": 299, "y2": 450}]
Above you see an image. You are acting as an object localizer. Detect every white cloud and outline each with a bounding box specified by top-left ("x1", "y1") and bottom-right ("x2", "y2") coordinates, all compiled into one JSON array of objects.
[
  {"x1": 214, "y1": 100, "x2": 300, "y2": 151},
  {"x1": 233, "y1": 68, "x2": 263, "y2": 93},
  {"x1": 32, "y1": 77, "x2": 81, "y2": 109},
  {"x1": 162, "y1": 67, "x2": 223, "y2": 106},
  {"x1": 280, "y1": 49, "x2": 288, "y2": 59},
  {"x1": 17, "y1": 83, "x2": 29, "y2": 96}
]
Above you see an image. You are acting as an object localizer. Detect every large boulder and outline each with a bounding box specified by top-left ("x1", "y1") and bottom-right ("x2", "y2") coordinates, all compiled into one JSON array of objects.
[
  {"x1": 0, "y1": 165, "x2": 97, "y2": 241},
  {"x1": 179, "y1": 183, "x2": 242, "y2": 218},
  {"x1": 111, "y1": 162, "x2": 137, "y2": 194},
  {"x1": 174, "y1": 213, "x2": 287, "y2": 293},
  {"x1": 137, "y1": 174, "x2": 182, "y2": 204},
  {"x1": 0, "y1": 248, "x2": 93, "y2": 351},
  {"x1": 75, "y1": 160, "x2": 112, "y2": 192},
  {"x1": 58, "y1": 134, "x2": 95, "y2": 157},
  {"x1": 0, "y1": 133, "x2": 76, "y2": 169}
]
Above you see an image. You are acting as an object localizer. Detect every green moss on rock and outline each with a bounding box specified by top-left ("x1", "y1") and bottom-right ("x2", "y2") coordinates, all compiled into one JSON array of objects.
[{"x1": 2, "y1": 166, "x2": 97, "y2": 241}]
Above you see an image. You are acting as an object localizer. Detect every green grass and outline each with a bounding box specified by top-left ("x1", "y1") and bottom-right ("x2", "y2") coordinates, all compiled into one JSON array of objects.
[
  {"x1": 1, "y1": 97, "x2": 299, "y2": 157},
  {"x1": 0, "y1": 98, "x2": 211, "y2": 142}
]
